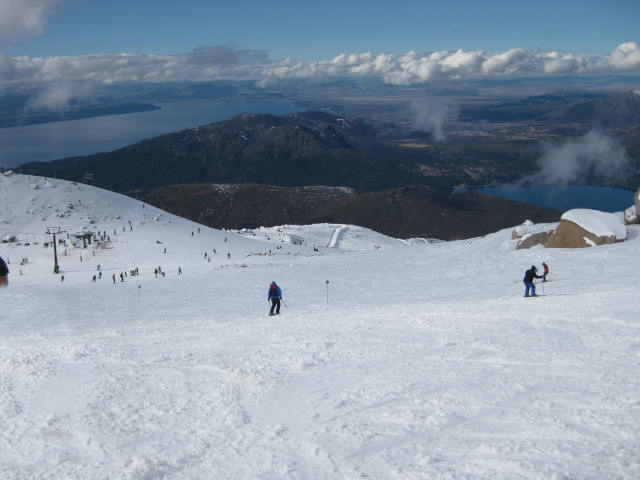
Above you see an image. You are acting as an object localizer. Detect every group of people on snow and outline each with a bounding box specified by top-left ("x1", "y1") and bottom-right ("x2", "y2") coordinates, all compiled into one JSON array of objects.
[{"x1": 523, "y1": 262, "x2": 549, "y2": 297}]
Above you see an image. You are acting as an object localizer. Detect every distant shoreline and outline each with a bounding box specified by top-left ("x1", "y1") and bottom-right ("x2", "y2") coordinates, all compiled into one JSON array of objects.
[{"x1": 0, "y1": 103, "x2": 161, "y2": 129}]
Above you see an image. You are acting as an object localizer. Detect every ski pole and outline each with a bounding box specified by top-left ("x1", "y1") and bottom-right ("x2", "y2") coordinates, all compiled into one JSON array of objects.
[{"x1": 326, "y1": 280, "x2": 330, "y2": 305}]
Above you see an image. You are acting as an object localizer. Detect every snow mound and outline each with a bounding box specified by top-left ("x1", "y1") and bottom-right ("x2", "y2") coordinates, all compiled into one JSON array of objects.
[
  {"x1": 235, "y1": 223, "x2": 415, "y2": 251},
  {"x1": 561, "y1": 208, "x2": 627, "y2": 240}
]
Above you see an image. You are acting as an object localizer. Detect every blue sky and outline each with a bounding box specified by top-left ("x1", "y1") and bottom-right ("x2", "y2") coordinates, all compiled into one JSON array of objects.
[{"x1": 6, "y1": 0, "x2": 640, "y2": 60}]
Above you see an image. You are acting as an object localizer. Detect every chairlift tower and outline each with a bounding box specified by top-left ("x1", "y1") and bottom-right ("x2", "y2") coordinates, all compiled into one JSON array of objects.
[{"x1": 46, "y1": 227, "x2": 65, "y2": 274}]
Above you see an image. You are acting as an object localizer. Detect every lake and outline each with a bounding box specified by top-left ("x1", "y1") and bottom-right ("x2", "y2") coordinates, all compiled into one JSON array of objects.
[
  {"x1": 0, "y1": 101, "x2": 296, "y2": 168},
  {"x1": 456, "y1": 185, "x2": 635, "y2": 212}
]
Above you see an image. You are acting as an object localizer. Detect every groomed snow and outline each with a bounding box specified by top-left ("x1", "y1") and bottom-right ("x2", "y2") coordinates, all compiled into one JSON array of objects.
[
  {"x1": 562, "y1": 208, "x2": 627, "y2": 240},
  {"x1": 1, "y1": 174, "x2": 639, "y2": 480}
]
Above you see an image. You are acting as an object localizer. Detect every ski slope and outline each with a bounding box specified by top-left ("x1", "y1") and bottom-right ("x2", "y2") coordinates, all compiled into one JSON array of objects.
[{"x1": 1, "y1": 174, "x2": 639, "y2": 480}]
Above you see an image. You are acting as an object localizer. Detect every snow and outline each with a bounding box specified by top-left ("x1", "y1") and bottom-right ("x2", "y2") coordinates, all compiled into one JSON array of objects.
[
  {"x1": 561, "y1": 208, "x2": 627, "y2": 240},
  {"x1": 1, "y1": 174, "x2": 640, "y2": 479},
  {"x1": 235, "y1": 224, "x2": 411, "y2": 251},
  {"x1": 624, "y1": 205, "x2": 637, "y2": 224}
]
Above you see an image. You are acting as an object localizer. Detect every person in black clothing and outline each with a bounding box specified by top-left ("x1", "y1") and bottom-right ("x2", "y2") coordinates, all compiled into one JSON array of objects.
[
  {"x1": 0, "y1": 256, "x2": 9, "y2": 287},
  {"x1": 523, "y1": 265, "x2": 542, "y2": 297}
]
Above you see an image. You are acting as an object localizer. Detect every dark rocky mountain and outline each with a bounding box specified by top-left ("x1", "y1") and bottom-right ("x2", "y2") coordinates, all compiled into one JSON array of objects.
[
  {"x1": 17, "y1": 110, "x2": 543, "y2": 194},
  {"x1": 18, "y1": 111, "x2": 442, "y2": 193},
  {"x1": 459, "y1": 90, "x2": 640, "y2": 128},
  {"x1": 142, "y1": 183, "x2": 560, "y2": 240},
  {"x1": 541, "y1": 90, "x2": 640, "y2": 127}
]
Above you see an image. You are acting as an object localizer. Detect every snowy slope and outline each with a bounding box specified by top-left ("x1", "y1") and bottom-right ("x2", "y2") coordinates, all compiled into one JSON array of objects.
[
  {"x1": 234, "y1": 224, "x2": 434, "y2": 251},
  {"x1": 1, "y1": 174, "x2": 639, "y2": 480}
]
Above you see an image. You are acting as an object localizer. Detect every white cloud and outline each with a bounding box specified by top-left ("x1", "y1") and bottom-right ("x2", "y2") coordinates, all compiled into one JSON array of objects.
[
  {"x1": 0, "y1": 0, "x2": 61, "y2": 40},
  {"x1": 2, "y1": 43, "x2": 640, "y2": 105},
  {"x1": 410, "y1": 98, "x2": 456, "y2": 142},
  {"x1": 608, "y1": 41, "x2": 640, "y2": 70},
  {"x1": 520, "y1": 130, "x2": 631, "y2": 186},
  {"x1": 25, "y1": 81, "x2": 93, "y2": 112}
]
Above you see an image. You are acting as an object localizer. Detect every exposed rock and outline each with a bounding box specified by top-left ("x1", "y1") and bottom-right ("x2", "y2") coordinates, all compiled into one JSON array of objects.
[
  {"x1": 546, "y1": 209, "x2": 626, "y2": 248},
  {"x1": 516, "y1": 231, "x2": 553, "y2": 249},
  {"x1": 636, "y1": 187, "x2": 640, "y2": 215}
]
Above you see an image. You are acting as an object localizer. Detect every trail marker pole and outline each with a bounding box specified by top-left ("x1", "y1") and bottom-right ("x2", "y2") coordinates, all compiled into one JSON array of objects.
[{"x1": 326, "y1": 280, "x2": 330, "y2": 305}]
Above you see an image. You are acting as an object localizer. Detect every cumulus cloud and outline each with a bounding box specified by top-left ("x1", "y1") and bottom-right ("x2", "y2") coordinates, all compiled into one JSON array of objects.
[
  {"x1": 259, "y1": 42, "x2": 640, "y2": 86},
  {"x1": 520, "y1": 130, "x2": 631, "y2": 186},
  {"x1": 2, "y1": 42, "x2": 640, "y2": 98},
  {"x1": 410, "y1": 99, "x2": 457, "y2": 142},
  {"x1": 0, "y1": 0, "x2": 62, "y2": 40}
]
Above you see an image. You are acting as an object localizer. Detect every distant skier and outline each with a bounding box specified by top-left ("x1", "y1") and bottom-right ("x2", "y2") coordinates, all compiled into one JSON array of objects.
[
  {"x1": 268, "y1": 281, "x2": 283, "y2": 315},
  {"x1": 0, "y1": 256, "x2": 8, "y2": 287},
  {"x1": 542, "y1": 262, "x2": 549, "y2": 282},
  {"x1": 178, "y1": 266, "x2": 182, "y2": 275},
  {"x1": 92, "y1": 275, "x2": 96, "y2": 282},
  {"x1": 523, "y1": 266, "x2": 542, "y2": 297}
]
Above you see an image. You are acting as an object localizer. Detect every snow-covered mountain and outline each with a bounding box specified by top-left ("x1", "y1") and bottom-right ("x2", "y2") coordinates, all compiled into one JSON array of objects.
[{"x1": 1, "y1": 173, "x2": 639, "y2": 479}]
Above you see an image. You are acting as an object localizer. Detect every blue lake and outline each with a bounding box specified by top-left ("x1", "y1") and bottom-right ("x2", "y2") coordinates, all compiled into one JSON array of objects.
[
  {"x1": 0, "y1": 101, "x2": 296, "y2": 168},
  {"x1": 456, "y1": 185, "x2": 635, "y2": 212}
]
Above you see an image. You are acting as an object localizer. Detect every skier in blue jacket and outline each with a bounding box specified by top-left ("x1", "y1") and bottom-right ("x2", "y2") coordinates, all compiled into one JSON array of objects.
[{"x1": 267, "y1": 281, "x2": 283, "y2": 315}]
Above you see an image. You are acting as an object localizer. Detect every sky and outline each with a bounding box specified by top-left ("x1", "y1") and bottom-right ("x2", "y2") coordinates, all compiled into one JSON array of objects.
[
  {"x1": 0, "y1": 0, "x2": 639, "y2": 108},
  {"x1": 3, "y1": 0, "x2": 639, "y2": 60}
]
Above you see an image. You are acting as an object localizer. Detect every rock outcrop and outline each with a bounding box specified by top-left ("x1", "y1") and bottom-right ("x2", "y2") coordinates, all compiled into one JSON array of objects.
[
  {"x1": 546, "y1": 209, "x2": 626, "y2": 248},
  {"x1": 516, "y1": 231, "x2": 553, "y2": 250}
]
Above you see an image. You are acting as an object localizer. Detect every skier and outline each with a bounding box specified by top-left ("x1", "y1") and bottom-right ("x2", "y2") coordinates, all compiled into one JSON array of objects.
[
  {"x1": 178, "y1": 266, "x2": 182, "y2": 275},
  {"x1": 542, "y1": 262, "x2": 549, "y2": 282},
  {"x1": 92, "y1": 275, "x2": 96, "y2": 283},
  {"x1": 523, "y1": 265, "x2": 542, "y2": 297},
  {"x1": 0, "y1": 255, "x2": 9, "y2": 287},
  {"x1": 267, "y1": 281, "x2": 283, "y2": 315}
]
